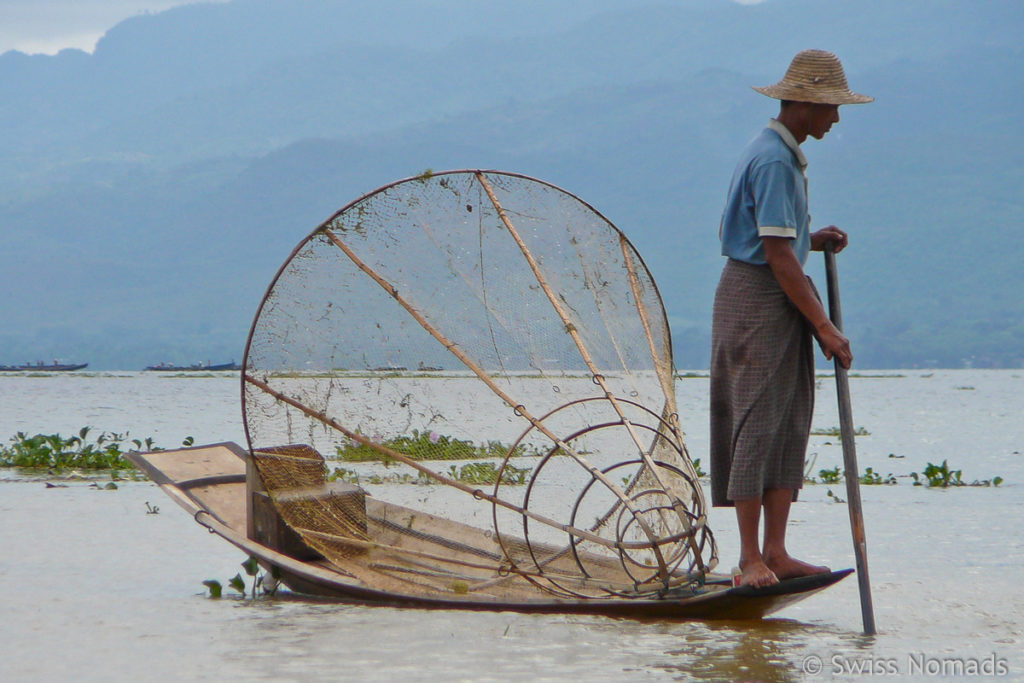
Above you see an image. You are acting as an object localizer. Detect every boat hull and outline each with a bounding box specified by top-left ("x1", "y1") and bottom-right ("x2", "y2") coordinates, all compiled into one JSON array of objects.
[{"x1": 129, "y1": 443, "x2": 853, "y2": 619}]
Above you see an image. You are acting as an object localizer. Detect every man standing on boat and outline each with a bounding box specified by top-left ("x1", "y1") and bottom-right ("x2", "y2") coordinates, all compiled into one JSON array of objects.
[{"x1": 710, "y1": 50, "x2": 872, "y2": 587}]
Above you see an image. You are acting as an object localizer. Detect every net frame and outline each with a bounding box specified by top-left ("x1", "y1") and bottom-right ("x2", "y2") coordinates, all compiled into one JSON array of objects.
[{"x1": 240, "y1": 169, "x2": 717, "y2": 601}]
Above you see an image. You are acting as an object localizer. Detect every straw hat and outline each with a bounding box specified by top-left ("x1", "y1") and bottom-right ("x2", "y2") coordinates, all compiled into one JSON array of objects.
[{"x1": 753, "y1": 49, "x2": 873, "y2": 105}]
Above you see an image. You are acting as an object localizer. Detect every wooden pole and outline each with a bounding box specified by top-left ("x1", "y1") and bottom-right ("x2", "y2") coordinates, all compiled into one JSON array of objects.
[{"x1": 824, "y1": 247, "x2": 877, "y2": 635}]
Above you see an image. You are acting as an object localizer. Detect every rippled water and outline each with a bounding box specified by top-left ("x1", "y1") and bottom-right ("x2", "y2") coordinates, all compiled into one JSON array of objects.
[{"x1": 1, "y1": 370, "x2": 1022, "y2": 681}]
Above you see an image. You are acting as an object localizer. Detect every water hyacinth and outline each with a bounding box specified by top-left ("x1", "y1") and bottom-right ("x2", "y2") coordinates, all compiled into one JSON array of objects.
[
  {"x1": 332, "y1": 429, "x2": 540, "y2": 463},
  {"x1": 0, "y1": 427, "x2": 191, "y2": 472},
  {"x1": 0, "y1": 427, "x2": 144, "y2": 471}
]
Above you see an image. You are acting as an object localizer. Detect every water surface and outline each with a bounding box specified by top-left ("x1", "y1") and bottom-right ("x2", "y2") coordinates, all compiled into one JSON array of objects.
[{"x1": 1, "y1": 370, "x2": 1021, "y2": 681}]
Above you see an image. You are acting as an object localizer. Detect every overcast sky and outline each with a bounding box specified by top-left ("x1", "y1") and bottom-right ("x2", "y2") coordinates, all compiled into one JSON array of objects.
[
  {"x1": 0, "y1": 0, "x2": 224, "y2": 55},
  {"x1": 0, "y1": 0, "x2": 768, "y2": 56}
]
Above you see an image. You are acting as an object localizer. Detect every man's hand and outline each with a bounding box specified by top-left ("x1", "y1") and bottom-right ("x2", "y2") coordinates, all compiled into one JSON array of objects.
[
  {"x1": 810, "y1": 225, "x2": 848, "y2": 253},
  {"x1": 815, "y1": 320, "x2": 853, "y2": 369}
]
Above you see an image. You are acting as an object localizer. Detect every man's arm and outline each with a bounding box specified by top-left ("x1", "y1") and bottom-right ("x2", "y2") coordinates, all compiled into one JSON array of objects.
[{"x1": 762, "y1": 235, "x2": 853, "y2": 368}]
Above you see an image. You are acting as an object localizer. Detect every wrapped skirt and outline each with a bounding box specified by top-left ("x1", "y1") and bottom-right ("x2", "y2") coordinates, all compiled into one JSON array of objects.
[{"x1": 709, "y1": 258, "x2": 816, "y2": 506}]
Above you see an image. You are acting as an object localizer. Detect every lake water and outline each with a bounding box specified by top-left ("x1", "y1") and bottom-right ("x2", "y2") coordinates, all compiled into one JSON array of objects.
[{"x1": 1, "y1": 370, "x2": 1022, "y2": 681}]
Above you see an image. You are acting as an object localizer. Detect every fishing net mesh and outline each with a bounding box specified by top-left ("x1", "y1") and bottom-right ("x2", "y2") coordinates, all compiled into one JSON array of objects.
[{"x1": 242, "y1": 170, "x2": 717, "y2": 601}]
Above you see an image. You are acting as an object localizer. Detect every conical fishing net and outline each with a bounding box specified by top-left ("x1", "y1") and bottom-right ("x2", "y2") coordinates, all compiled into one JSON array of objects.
[{"x1": 242, "y1": 170, "x2": 717, "y2": 602}]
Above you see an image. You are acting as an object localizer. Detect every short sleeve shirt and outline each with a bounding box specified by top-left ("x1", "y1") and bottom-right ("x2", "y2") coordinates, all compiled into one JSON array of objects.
[{"x1": 719, "y1": 119, "x2": 810, "y2": 266}]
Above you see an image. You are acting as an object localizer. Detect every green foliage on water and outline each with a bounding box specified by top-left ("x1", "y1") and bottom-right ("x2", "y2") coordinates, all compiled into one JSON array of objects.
[
  {"x1": 911, "y1": 460, "x2": 1003, "y2": 488},
  {"x1": 691, "y1": 457, "x2": 706, "y2": 478},
  {"x1": 205, "y1": 555, "x2": 280, "y2": 599},
  {"x1": 445, "y1": 461, "x2": 531, "y2": 486},
  {"x1": 228, "y1": 574, "x2": 247, "y2": 595},
  {"x1": 0, "y1": 427, "x2": 144, "y2": 470},
  {"x1": 329, "y1": 460, "x2": 532, "y2": 486},
  {"x1": 817, "y1": 466, "x2": 843, "y2": 485},
  {"x1": 805, "y1": 456, "x2": 1003, "y2": 490},
  {"x1": 334, "y1": 429, "x2": 539, "y2": 463},
  {"x1": 814, "y1": 465, "x2": 900, "y2": 486},
  {"x1": 810, "y1": 425, "x2": 870, "y2": 438},
  {"x1": 0, "y1": 426, "x2": 193, "y2": 473},
  {"x1": 859, "y1": 467, "x2": 897, "y2": 486}
]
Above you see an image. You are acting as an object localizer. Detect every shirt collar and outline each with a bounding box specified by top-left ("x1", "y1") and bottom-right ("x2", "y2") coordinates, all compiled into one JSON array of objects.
[{"x1": 767, "y1": 118, "x2": 808, "y2": 172}]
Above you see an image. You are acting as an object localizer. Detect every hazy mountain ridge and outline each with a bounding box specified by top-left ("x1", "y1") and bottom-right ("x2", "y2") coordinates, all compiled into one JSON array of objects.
[{"x1": 2, "y1": 0, "x2": 1021, "y2": 369}]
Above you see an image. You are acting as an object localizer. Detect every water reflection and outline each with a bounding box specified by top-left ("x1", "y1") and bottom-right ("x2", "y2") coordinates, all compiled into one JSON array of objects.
[
  {"x1": 666, "y1": 620, "x2": 804, "y2": 681},
  {"x1": 593, "y1": 616, "x2": 871, "y2": 681}
]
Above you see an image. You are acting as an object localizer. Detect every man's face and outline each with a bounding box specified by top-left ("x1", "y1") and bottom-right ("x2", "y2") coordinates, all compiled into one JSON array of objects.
[{"x1": 807, "y1": 103, "x2": 841, "y2": 139}]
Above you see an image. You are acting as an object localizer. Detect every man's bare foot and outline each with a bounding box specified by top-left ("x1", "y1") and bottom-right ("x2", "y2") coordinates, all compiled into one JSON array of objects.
[
  {"x1": 764, "y1": 552, "x2": 830, "y2": 580},
  {"x1": 738, "y1": 558, "x2": 780, "y2": 587}
]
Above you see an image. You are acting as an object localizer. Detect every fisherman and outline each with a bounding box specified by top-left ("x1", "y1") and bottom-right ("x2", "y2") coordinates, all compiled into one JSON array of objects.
[{"x1": 710, "y1": 50, "x2": 872, "y2": 587}]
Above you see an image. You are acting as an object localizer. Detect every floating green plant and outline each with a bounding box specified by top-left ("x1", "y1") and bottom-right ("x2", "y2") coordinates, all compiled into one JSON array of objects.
[
  {"x1": 0, "y1": 427, "x2": 139, "y2": 470},
  {"x1": 334, "y1": 429, "x2": 539, "y2": 463},
  {"x1": 859, "y1": 467, "x2": 897, "y2": 485},
  {"x1": 204, "y1": 555, "x2": 280, "y2": 599},
  {"x1": 330, "y1": 460, "x2": 533, "y2": 486},
  {"x1": 446, "y1": 461, "x2": 531, "y2": 486},
  {"x1": 0, "y1": 427, "x2": 193, "y2": 472},
  {"x1": 911, "y1": 460, "x2": 1004, "y2": 488},
  {"x1": 818, "y1": 467, "x2": 842, "y2": 485},
  {"x1": 328, "y1": 466, "x2": 360, "y2": 484},
  {"x1": 805, "y1": 458, "x2": 1002, "y2": 492},
  {"x1": 810, "y1": 426, "x2": 870, "y2": 438},
  {"x1": 691, "y1": 457, "x2": 706, "y2": 479},
  {"x1": 329, "y1": 469, "x2": 419, "y2": 486},
  {"x1": 228, "y1": 573, "x2": 247, "y2": 595}
]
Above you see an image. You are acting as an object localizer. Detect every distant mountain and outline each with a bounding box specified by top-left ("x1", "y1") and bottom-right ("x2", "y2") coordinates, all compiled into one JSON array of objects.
[{"x1": 1, "y1": 0, "x2": 1022, "y2": 369}]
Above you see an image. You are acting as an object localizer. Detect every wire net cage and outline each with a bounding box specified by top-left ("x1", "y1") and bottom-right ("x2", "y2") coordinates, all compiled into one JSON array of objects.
[{"x1": 242, "y1": 170, "x2": 717, "y2": 602}]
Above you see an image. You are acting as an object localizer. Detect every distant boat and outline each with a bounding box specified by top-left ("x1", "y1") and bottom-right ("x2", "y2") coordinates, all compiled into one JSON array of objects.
[
  {"x1": 144, "y1": 361, "x2": 241, "y2": 371},
  {"x1": 371, "y1": 364, "x2": 407, "y2": 372},
  {"x1": 0, "y1": 361, "x2": 88, "y2": 372}
]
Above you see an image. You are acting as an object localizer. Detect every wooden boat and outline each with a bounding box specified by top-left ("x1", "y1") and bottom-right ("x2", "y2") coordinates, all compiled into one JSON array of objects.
[
  {"x1": 0, "y1": 361, "x2": 88, "y2": 371},
  {"x1": 130, "y1": 442, "x2": 853, "y2": 618}
]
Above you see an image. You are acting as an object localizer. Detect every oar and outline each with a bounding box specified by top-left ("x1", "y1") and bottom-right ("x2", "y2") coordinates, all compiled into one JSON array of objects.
[{"x1": 824, "y1": 245, "x2": 877, "y2": 636}]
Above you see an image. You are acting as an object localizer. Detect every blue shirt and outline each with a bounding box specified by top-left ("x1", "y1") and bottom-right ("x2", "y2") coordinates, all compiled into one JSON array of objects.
[{"x1": 719, "y1": 119, "x2": 810, "y2": 266}]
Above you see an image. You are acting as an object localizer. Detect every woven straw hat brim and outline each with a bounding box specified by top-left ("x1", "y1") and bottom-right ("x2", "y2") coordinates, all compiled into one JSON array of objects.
[
  {"x1": 752, "y1": 83, "x2": 873, "y2": 105},
  {"x1": 753, "y1": 49, "x2": 873, "y2": 105}
]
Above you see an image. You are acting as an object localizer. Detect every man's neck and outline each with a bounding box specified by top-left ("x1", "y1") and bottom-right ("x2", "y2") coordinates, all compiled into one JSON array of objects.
[{"x1": 775, "y1": 108, "x2": 808, "y2": 145}]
